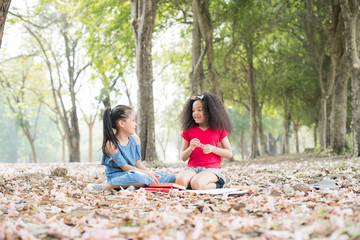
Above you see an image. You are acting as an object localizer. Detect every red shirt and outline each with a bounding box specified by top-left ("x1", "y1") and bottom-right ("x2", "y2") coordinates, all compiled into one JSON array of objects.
[{"x1": 181, "y1": 126, "x2": 228, "y2": 168}]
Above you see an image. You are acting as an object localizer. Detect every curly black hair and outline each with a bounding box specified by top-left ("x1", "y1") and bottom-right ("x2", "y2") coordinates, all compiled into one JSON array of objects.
[{"x1": 180, "y1": 92, "x2": 233, "y2": 133}]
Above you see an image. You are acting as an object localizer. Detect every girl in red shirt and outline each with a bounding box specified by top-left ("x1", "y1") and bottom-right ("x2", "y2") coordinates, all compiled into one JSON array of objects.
[{"x1": 176, "y1": 92, "x2": 233, "y2": 190}]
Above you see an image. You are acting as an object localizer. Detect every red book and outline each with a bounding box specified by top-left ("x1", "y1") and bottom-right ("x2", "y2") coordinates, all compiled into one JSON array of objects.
[
  {"x1": 148, "y1": 183, "x2": 186, "y2": 190},
  {"x1": 143, "y1": 187, "x2": 170, "y2": 193}
]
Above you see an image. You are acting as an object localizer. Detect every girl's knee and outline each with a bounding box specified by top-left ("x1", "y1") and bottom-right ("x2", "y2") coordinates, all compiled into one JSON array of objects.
[
  {"x1": 190, "y1": 178, "x2": 212, "y2": 190},
  {"x1": 190, "y1": 179, "x2": 203, "y2": 190},
  {"x1": 175, "y1": 175, "x2": 189, "y2": 187}
]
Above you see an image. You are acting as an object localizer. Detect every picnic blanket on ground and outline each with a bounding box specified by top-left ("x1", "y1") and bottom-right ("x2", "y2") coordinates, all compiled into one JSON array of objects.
[
  {"x1": 141, "y1": 180, "x2": 338, "y2": 195},
  {"x1": 185, "y1": 188, "x2": 248, "y2": 195}
]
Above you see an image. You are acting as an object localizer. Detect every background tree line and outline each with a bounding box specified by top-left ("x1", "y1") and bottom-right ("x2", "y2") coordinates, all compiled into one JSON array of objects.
[{"x1": 0, "y1": 0, "x2": 359, "y2": 163}]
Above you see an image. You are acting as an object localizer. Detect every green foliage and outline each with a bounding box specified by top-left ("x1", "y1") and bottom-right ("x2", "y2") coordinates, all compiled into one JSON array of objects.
[
  {"x1": 0, "y1": 102, "x2": 20, "y2": 163},
  {"x1": 313, "y1": 145, "x2": 333, "y2": 157},
  {"x1": 1, "y1": 0, "x2": 349, "y2": 162},
  {"x1": 77, "y1": 0, "x2": 134, "y2": 106}
]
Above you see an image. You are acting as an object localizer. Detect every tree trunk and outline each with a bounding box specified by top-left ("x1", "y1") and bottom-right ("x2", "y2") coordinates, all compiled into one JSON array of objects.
[
  {"x1": 24, "y1": 10, "x2": 87, "y2": 163},
  {"x1": 301, "y1": 0, "x2": 332, "y2": 148},
  {"x1": 319, "y1": 97, "x2": 329, "y2": 148},
  {"x1": 340, "y1": 0, "x2": 360, "y2": 157},
  {"x1": 331, "y1": 69, "x2": 349, "y2": 154},
  {"x1": 313, "y1": 123, "x2": 318, "y2": 147},
  {"x1": 89, "y1": 121, "x2": 94, "y2": 162},
  {"x1": 194, "y1": 0, "x2": 221, "y2": 98},
  {"x1": 239, "y1": 132, "x2": 244, "y2": 160},
  {"x1": 326, "y1": 94, "x2": 333, "y2": 148},
  {"x1": 62, "y1": 136, "x2": 66, "y2": 163},
  {"x1": 246, "y1": 42, "x2": 259, "y2": 159},
  {"x1": 189, "y1": 0, "x2": 205, "y2": 95},
  {"x1": 268, "y1": 133, "x2": 278, "y2": 154},
  {"x1": 328, "y1": 1, "x2": 348, "y2": 153},
  {"x1": 239, "y1": 130, "x2": 249, "y2": 159},
  {"x1": 283, "y1": 114, "x2": 291, "y2": 154},
  {"x1": 131, "y1": 0, "x2": 159, "y2": 162},
  {"x1": 283, "y1": 99, "x2": 291, "y2": 154},
  {"x1": 23, "y1": 128, "x2": 37, "y2": 163},
  {"x1": 0, "y1": 0, "x2": 11, "y2": 49},
  {"x1": 63, "y1": 19, "x2": 81, "y2": 163},
  {"x1": 257, "y1": 104, "x2": 269, "y2": 155},
  {"x1": 293, "y1": 121, "x2": 300, "y2": 153}
]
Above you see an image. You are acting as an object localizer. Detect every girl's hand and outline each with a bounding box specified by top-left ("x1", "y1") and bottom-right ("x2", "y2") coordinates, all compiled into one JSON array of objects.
[
  {"x1": 189, "y1": 138, "x2": 201, "y2": 150},
  {"x1": 146, "y1": 171, "x2": 161, "y2": 183},
  {"x1": 201, "y1": 144, "x2": 213, "y2": 154}
]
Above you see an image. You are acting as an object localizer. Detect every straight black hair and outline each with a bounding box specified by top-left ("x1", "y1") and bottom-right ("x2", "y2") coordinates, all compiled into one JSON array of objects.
[{"x1": 102, "y1": 105, "x2": 133, "y2": 157}]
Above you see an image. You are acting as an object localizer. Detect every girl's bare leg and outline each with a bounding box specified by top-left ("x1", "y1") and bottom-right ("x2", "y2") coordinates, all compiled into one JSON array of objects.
[
  {"x1": 175, "y1": 169, "x2": 197, "y2": 189},
  {"x1": 190, "y1": 171, "x2": 218, "y2": 190}
]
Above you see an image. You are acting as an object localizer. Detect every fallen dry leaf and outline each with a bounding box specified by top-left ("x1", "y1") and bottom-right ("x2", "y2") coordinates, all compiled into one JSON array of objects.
[{"x1": 0, "y1": 154, "x2": 359, "y2": 239}]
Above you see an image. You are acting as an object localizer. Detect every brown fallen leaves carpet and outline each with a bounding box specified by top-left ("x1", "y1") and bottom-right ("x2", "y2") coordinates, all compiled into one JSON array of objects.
[{"x1": 0, "y1": 154, "x2": 359, "y2": 239}]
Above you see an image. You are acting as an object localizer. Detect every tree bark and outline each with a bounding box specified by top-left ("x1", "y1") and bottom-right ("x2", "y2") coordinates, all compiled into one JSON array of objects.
[
  {"x1": 268, "y1": 133, "x2": 279, "y2": 154},
  {"x1": 131, "y1": 0, "x2": 159, "y2": 162},
  {"x1": 62, "y1": 136, "x2": 66, "y2": 163},
  {"x1": 246, "y1": 42, "x2": 259, "y2": 158},
  {"x1": 25, "y1": 11, "x2": 89, "y2": 163},
  {"x1": 23, "y1": 128, "x2": 37, "y2": 163},
  {"x1": 256, "y1": 104, "x2": 269, "y2": 155},
  {"x1": 329, "y1": 1, "x2": 349, "y2": 154},
  {"x1": 331, "y1": 69, "x2": 349, "y2": 154},
  {"x1": 340, "y1": 0, "x2": 360, "y2": 157},
  {"x1": 189, "y1": 0, "x2": 205, "y2": 95},
  {"x1": 239, "y1": 131, "x2": 244, "y2": 159},
  {"x1": 299, "y1": 0, "x2": 332, "y2": 148},
  {"x1": 283, "y1": 100, "x2": 291, "y2": 154},
  {"x1": 293, "y1": 120, "x2": 300, "y2": 153},
  {"x1": 62, "y1": 17, "x2": 81, "y2": 162},
  {"x1": 88, "y1": 121, "x2": 94, "y2": 162},
  {"x1": 0, "y1": 0, "x2": 11, "y2": 49},
  {"x1": 193, "y1": 0, "x2": 222, "y2": 98},
  {"x1": 313, "y1": 123, "x2": 318, "y2": 147}
]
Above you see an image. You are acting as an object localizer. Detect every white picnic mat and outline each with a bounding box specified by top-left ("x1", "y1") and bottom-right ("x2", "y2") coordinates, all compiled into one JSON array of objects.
[{"x1": 185, "y1": 188, "x2": 248, "y2": 195}]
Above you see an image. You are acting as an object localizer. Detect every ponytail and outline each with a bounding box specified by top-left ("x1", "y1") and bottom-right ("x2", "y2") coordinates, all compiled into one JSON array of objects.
[
  {"x1": 102, "y1": 107, "x2": 118, "y2": 157},
  {"x1": 101, "y1": 105, "x2": 134, "y2": 157}
]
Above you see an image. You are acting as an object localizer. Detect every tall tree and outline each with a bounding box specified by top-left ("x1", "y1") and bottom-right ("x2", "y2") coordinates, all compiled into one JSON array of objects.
[
  {"x1": 79, "y1": 101, "x2": 99, "y2": 163},
  {"x1": 222, "y1": 0, "x2": 278, "y2": 158},
  {"x1": 0, "y1": 0, "x2": 11, "y2": 49},
  {"x1": 0, "y1": 57, "x2": 43, "y2": 163},
  {"x1": 330, "y1": 1, "x2": 349, "y2": 154},
  {"x1": 131, "y1": 0, "x2": 159, "y2": 162},
  {"x1": 189, "y1": 0, "x2": 205, "y2": 95},
  {"x1": 192, "y1": 0, "x2": 221, "y2": 97},
  {"x1": 340, "y1": 0, "x2": 360, "y2": 157},
  {"x1": 291, "y1": 0, "x2": 332, "y2": 148},
  {"x1": 22, "y1": 1, "x2": 90, "y2": 162}
]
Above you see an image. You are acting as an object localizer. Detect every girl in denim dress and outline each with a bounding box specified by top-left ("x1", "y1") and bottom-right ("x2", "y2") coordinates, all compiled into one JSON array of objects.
[{"x1": 87, "y1": 105, "x2": 175, "y2": 191}]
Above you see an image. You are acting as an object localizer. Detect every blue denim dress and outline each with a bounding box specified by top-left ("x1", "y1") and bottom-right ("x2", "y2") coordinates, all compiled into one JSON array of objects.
[{"x1": 101, "y1": 136, "x2": 175, "y2": 186}]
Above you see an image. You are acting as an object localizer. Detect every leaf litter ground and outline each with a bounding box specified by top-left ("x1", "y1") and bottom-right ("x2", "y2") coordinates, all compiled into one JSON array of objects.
[{"x1": 0, "y1": 153, "x2": 360, "y2": 239}]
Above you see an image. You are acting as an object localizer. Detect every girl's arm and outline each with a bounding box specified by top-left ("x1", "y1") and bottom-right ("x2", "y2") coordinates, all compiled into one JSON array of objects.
[
  {"x1": 201, "y1": 136, "x2": 232, "y2": 159},
  {"x1": 181, "y1": 140, "x2": 191, "y2": 161},
  {"x1": 135, "y1": 160, "x2": 148, "y2": 171},
  {"x1": 131, "y1": 135, "x2": 159, "y2": 177},
  {"x1": 118, "y1": 163, "x2": 160, "y2": 183},
  {"x1": 181, "y1": 138, "x2": 201, "y2": 161},
  {"x1": 106, "y1": 138, "x2": 160, "y2": 182}
]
